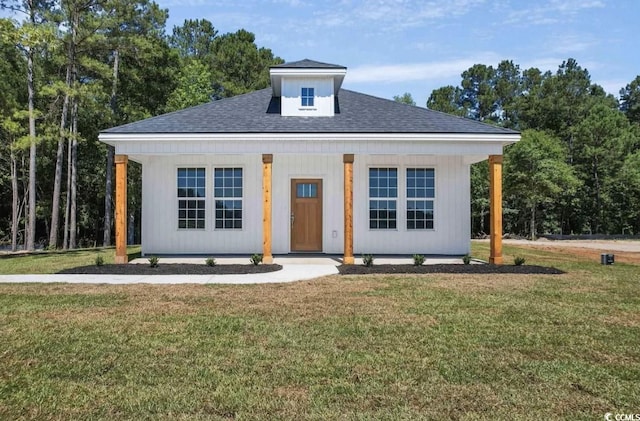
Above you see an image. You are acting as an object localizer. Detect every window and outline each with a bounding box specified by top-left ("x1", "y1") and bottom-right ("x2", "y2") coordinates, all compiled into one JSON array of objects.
[
  {"x1": 301, "y1": 87, "x2": 314, "y2": 107},
  {"x1": 407, "y1": 168, "x2": 435, "y2": 230},
  {"x1": 296, "y1": 183, "x2": 317, "y2": 198},
  {"x1": 177, "y1": 168, "x2": 205, "y2": 229},
  {"x1": 214, "y1": 168, "x2": 243, "y2": 229},
  {"x1": 369, "y1": 168, "x2": 397, "y2": 229}
]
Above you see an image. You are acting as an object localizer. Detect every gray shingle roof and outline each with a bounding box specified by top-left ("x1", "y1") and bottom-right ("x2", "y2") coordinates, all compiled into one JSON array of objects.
[
  {"x1": 271, "y1": 59, "x2": 346, "y2": 69},
  {"x1": 102, "y1": 88, "x2": 518, "y2": 135}
]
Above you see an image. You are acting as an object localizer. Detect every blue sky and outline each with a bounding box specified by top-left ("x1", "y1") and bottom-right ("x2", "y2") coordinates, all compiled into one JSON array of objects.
[
  {"x1": 156, "y1": 0, "x2": 638, "y2": 106},
  {"x1": 2, "y1": 1, "x2": 637, "y2": 106}
]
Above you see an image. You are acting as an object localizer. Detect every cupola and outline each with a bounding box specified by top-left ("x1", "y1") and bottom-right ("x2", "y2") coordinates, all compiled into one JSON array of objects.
[{"x1": 269, "y1": 59, "x2": 347, "y2": 117}]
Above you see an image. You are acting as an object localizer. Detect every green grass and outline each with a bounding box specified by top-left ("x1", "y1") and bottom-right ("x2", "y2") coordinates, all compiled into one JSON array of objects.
[
  {"x1": 0, "y1": 245, "x2": 639, "y2": 419},
  {"x1": 0, "y1": 246, "x2": 141, "y2": 274}
]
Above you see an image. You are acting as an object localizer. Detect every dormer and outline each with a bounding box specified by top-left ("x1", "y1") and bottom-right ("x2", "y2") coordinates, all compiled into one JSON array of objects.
[{"x1": 270, "y1": 59, "x2": 347, "y2": 117}]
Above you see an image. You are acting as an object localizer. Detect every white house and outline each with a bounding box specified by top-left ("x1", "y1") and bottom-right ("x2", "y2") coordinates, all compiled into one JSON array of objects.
[{"x1": 99, "y1": 59, "x2": 519, "y2": 264}]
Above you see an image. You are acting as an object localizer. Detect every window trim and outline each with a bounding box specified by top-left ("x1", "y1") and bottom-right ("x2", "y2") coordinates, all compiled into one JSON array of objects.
[
  {"x1": 300, "y1": 87, "x2": 315, "y2": 108},
  {"x1": 406, "y1": 167, "x2": 436, "y2": 231},
  {"x1": 213, "y1": 166, "x2": 244, "y2": 230},
  {"x1": 368, "y1": 167, "x2": 399, "y2": 230},
  {"x1": 176, "y1": 167, "x2": 206, "y2": 230}
]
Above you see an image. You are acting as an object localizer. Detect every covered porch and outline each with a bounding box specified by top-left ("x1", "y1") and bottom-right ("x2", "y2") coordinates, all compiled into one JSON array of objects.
[{"x1": 112, "y1": 151, "x2": 505, "y2": 265}]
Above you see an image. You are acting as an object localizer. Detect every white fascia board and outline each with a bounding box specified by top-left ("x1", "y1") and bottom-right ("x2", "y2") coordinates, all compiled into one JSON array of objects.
[
  {"x1": 269, "y1": 68, "x2": 347, "y2": 77},
  {"x1": 270, "y1": 68, "x2": 347, "y2": 96},
  {"x1": 100, "y1": 132, "x2": 520, "y2": 145}
]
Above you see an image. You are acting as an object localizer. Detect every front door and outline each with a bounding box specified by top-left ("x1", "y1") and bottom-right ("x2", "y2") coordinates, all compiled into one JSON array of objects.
[{"x1": 291, "y1": 179, "x2": 323, "y2": 252}]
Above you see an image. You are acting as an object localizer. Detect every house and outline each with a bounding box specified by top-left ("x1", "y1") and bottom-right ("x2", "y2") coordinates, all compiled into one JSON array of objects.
[{"x1": 99, "y1": 59, "x2": 519, "y2": 264}]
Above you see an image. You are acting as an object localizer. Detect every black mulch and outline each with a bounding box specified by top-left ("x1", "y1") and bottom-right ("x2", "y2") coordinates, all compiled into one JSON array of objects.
[
  {"x1": 338, "y1": 264, "x2": 564, "y2": 275},
  {"x1": 58, "y1": 264, "x2": 283, "y2": 275}
]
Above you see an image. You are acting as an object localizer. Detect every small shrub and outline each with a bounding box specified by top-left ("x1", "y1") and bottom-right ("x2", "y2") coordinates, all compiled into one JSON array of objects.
[
  {"x1": 94, "y1": 255, "x2": 104, "y2": 267},
  {"x1": 514, "y1": 256, "x2": 526, "y2": 266},
  {"x1": 148, "y1": 256, "x2": 159, "y2": 268},
  {"x1": 205, "y1": 257, "x2": 216, "y2": 267},
  {"x1": 412, "y1": 254, "x2": 425, "y2": 266},
  {"x1": 462, "y1": 255, "x2": 471, "y2": 265},
  {"x1": 362, "y1": 254, "x2": 374, "y2": 267},
  {"x1": 250, "y1": 254, "x2": 263, "y2": 266}
]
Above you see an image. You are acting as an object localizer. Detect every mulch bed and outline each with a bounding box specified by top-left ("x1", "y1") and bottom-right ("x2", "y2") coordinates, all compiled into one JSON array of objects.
[
  {"x1": 338, "y1": 264, "x2": 564, "y2": 275},
  {"x1": 59, "y1": 264, "x2": 283, "y2": 275}
]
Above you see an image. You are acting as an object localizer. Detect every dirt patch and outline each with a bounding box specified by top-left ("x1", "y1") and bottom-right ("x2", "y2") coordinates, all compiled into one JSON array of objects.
[
  {"x1": 58, "y1": 263, "x2": 282, "y2": 275},
  {"x1": 498, "y1": 239, "x2": 640, "y2": 264},
  {"x1": 338, "y1": 264, "x2": 564, "y2": 275},
  {"x1": 525, "y1": 246, "x2": 640, "y2": 265}
]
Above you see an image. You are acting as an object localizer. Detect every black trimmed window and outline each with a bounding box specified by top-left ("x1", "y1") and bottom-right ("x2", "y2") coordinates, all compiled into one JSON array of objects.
[
  {"x1": 369, "y1": 168, "x2": 397, "y2": 229},
  {"x1": 214, "y1": 168, "x2": 243, "y2": 229},
  {"x1": 177, "y1": 168, "x2": 205, "y2": 229},
  {"x1": 407, "y1": 168, "x2": 435, "y2": 230},
  {"x1": 301, "y1": 87, "x2": 314, "y2": 107}
]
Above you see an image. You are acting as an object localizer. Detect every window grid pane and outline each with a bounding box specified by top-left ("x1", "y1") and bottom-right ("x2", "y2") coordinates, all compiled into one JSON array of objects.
[
  {"x1": 215, "y1": 168, "x2": 242, "y2": 229},
  {"x1": 178, "y1": 198, "x2": 205, "y2": 230},
  {"x1": 296, "y1": 183, "x2": 317, "y2": 198},
  {"x1": 407, "y1": 168, "x2": 435, "y2": 230},
  {"x1": 177, "y1": 168, "x2": 205, "y2": 229}
]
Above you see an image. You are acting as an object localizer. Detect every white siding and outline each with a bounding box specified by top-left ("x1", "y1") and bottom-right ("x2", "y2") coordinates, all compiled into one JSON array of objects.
[
  {"x1": 138, "y1": 153, "x2": 471, "y2": 256},
  {"x1": 139, "y1": 155, "x2": 263, "y2": 255},
  {"x1": 281, "y1": 77, "x2": 334, "y2": 116},
  {"x1": 353, "y1": 155, "x2": 471, "y2": 255}
]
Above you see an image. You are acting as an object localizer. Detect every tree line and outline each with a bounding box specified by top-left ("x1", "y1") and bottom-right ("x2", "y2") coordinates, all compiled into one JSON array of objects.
[
  {"x1": 0, "y1": 0, "x2": 282, "y2": 251},
  {"x1": 2, "y1": 1, "x2": 639, "y2": 250},
  {"x1": 399, "y1": 59, "x2": 640, "y2": 238}
]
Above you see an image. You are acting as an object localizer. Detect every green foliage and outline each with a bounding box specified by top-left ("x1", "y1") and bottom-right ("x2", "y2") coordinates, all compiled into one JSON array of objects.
[
  {"x1": 210, "y1": 29, "x2": 283, "y2": 98},
  {"x1": 430, "y1": 57, "x2": 640, "y2": 236},
  {"x1": 94, "y1": 255, "x2": 104, "y2": 266},
  {"x1": 620, "y1": 75, "x2": 640, "y2": 124},
  {"x1": 362, "y1": 254, "x2": 374, "y2": 267},
  {"x1": 250, "y1": 254, "x2": 262, "y2": 266},
  {"x1": 505, "y1": 130, "x2": 579, "y2": 239},
  {"x1": 169, "y1": 18, "x2": 218, "y2": 59},
  {"x1": 412, "y1": 254, "x2": 425, "y2": 266},
  {"x1": 393, "y1": 92, "x2": 416, "y2": 106},
  {"x1": 462, "y1": 255, "x2": 471, "y2": 265},
  {"x1": 148, "y1": 256, "x2": 159, "y2": 268},
  {"x1": 426, "y1": 85, "x2": 465, "y2": 116},
  {"x1": 514, "y1": 256, "x2": 526, "y2": 266},
  {"x1": 164, "y1": 60, "x2": 213, "y2": 112},
  {"x1": 205, "y1": 257, "x2": 216, "y2": 267}
]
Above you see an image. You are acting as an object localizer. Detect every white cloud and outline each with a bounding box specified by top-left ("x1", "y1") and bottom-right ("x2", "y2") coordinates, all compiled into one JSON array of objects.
[
  {"x1": 504, "y1": 0, "x2": 605, "y2": 25},
  {"x1": 348, "y1": 54, "x2": 501, "y2": 84},
  {"x1": 549, "y1": 34, "x2": 598, "y2": 54},
  {"x1": 315, "y1": 0, "x2": 487, "y2": 31}
]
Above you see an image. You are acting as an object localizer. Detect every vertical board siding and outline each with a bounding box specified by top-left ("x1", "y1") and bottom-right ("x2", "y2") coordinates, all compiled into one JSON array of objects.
[
  {"x1": 281, "y1": 77, "x2": 334, "y2": 117},
  {"x1": 353, "y1": 155, "x2": 471, "y2": 255},
  {"x1": 140, "y1": 153, "x2": 471, "y2": 256},
  {"x1": 141, "y1": 155, "x2": 262, "y2": 255}
]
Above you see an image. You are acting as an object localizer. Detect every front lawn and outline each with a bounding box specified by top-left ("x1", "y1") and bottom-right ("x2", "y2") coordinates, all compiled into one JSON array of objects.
[{"x1": 0, "y1": 244, "x2": 638, "y2": 419}]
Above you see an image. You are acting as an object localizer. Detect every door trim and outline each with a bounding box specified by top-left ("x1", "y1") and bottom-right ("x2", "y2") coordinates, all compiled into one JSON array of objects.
[{"x1": 290, "y1": 178, "x2": 323, "y2": 252}]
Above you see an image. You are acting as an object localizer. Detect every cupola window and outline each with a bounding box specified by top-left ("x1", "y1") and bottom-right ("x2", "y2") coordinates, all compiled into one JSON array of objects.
[{"x1": 301, "y1": 87, "x2": 314, "y2": 107}]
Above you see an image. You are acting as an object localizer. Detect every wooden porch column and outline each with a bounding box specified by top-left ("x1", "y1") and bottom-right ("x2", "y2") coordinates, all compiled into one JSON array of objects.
[
  {"x1": 343, "y1": 154, "x2": 354, "y2": 264},
  {"x1": 115, "y1": 154, "x2": 128, "y2": 264},
  {"x1": 489, "y1": 154, "x2": 503, "y2": 265},
  {"x1": 262, "y1": 154, "x2": 273, "y2": 264}
]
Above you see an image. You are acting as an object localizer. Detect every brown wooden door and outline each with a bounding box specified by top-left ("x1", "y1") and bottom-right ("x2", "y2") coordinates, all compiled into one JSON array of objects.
[{"x1": 291, "y1": 179, "x2": 323, "y2": 252}]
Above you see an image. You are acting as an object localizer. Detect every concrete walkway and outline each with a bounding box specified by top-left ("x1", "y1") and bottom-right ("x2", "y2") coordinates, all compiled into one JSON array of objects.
[
  {"x1": 0, "y1": 255, "x2": 464, "y2": 285},
  {"x1": 0, "y1": 265, "x2": 339, "y2": 285}
]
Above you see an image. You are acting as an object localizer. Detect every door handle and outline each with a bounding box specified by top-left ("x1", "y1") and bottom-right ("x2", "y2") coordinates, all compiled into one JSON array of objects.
[{"x1": 290, "y1": 213, "x2": 295, "y2": 227}]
